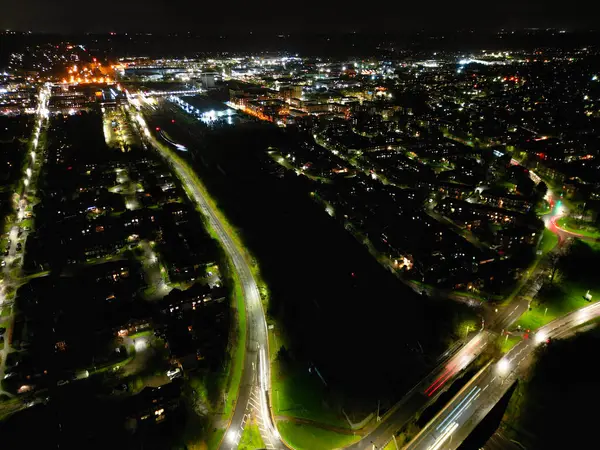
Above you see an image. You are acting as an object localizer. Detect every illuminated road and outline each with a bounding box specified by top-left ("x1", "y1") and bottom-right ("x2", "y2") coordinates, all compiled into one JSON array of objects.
[
  {"x1": 346, "y1": 289, "x2": 535, "y2": 450},
  {"x1": 0, "y1": 84, "x2": 50, "y2": 396},
  {"x1": 346, "y1": 332, "x2": 490, "y2": 450},
  {"x1": 405, "y1": 300, "x2": 600, "y2": 450},
  {"x1": 132, "y1": 111, "x2": 284, "y2": 450}
]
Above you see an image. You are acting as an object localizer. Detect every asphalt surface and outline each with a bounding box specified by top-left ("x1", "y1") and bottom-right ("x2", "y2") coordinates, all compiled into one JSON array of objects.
[
  {"x1": 405, "y1": 300, "x2": 600, "y2": 450},
  {"x1": 135, "y1": 111, "x2": 284, "y2": 450},
  {"x1": 0, "y1": 85, "x2": 49, "y2": 397},
  {"x1": 346, "y1": 332, "x2": 491, "y2": 450}
]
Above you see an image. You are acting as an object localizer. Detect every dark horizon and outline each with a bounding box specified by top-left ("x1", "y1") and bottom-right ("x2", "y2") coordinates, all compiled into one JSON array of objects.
[{"x1": 0, "y1": 0, "x2": 595, "y2": 34}]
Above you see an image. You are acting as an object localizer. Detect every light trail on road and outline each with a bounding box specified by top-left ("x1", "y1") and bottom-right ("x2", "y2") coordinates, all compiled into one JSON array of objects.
[
  {"x1": 405, "y1": 301, "x2": 600, "y2": 450},
  {"x1": 133, "y1": 111, "x2": 284, "y2": 450}
]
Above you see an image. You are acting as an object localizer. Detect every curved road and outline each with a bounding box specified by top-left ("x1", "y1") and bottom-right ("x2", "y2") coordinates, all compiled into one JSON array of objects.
[{"x1": 134, "y1": 111, "x2": 284, "y2": 450}]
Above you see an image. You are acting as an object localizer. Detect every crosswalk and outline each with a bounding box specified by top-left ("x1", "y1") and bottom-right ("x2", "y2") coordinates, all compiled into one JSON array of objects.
[{"x1": 246, "y1": 387, "x2": 276, "y2": 449}]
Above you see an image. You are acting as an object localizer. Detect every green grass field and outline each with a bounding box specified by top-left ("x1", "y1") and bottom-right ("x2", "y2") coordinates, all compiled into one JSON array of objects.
[
  {"x1": 271, "y1": 357, "x2": 348, "y2": 428},
  {"x1": 277, "y1": 421, "x2": 360, "y2": 450},
  {"x1": 539, "y1": 228, "x2": 559, "y2": 255},
  {"x1": 517, "y1": 239, "x2": 600, "y2": 331},
  {"x1": 238, "y1": 422, "x2": 265, "y2": 450},
  {"x1": 515, "y1": 281, "x2": 592, "y2": 331},
  {"x1": 557, "y1": 217, "x2": 600, "y2": 239}
]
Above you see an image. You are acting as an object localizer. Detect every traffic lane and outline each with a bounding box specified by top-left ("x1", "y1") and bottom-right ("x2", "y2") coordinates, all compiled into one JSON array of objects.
[
  {"x1": 223, "y1": 380, "x2": 254, "y2": 449},
  {"x1": 406, "y1": 337, "x2": 532, "y2": 450},
  {"x1": 492, "y1": 298, "x2": 529, "y2": 332},
  {"x1": 346, "y1": 333, "x2": 489, "y2": 450},
  {"x1": 446, "y1": 368, "x2": 519, "y2": 450},
  {"x1": 169, "y1": 160, "x2": 267, "y2": 435},
  {"x1": 541, "y1": 300, "x2": 600, "y2": 335},
  {"x1": 448, "y1": 339, "x2": 542, "y2": 450},
  {"x1": 407, "y1": 352, "x2": 526, "y2": 450},
  {"x1": 490, "y1": 267, "x2": 548, "y2": 333},
  {"x1": 489, "y1": 265, "x2": 547, "y2": 332},
  {"x1": 405, "y1": 364, "x2": 493, "y2": 450},
  {"x1": 172, "y1": 164, "x2": 278, "y2": 446},
  {"x1": 144, "y1": 131, "x2": 280, "y2": 448},
  {"x1": 408, "y1": 302, "x2": 600, "y2": 450},
  {"x1": 422, "y1": 332, "x2": 489, "y2": 399}
]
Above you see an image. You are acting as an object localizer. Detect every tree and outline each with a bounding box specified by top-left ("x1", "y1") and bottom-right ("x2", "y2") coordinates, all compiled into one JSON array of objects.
[
  {"x1": 276, "y1": 345, "x2": 291, "y2": 364},
  {"x1": 535, "y1": 181, "x2": 548, "y2": 200},
  {"x1": 548, "y1": 252, "x2": 560, "y2": 284},
  {"x1": 517, "y1": 176, "x2": 535, "y2": 197}
]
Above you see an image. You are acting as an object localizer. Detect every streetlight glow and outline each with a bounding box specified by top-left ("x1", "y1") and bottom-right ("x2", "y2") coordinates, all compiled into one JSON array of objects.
[
  {"x1": 535, "y1": 331, "x2": 548, "y2": 345},
  {"x1": 497, "y1": 358, "x2": 510, "y2": 375}
]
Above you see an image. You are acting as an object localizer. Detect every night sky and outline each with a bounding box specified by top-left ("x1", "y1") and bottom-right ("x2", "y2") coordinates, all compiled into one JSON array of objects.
[{"x1": 0, "y1": 0, "x2": 594, "y2": 33}]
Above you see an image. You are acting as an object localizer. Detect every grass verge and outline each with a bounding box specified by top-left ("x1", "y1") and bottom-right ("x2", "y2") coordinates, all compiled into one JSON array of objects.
[
  {"x1": 207, "y1": 428, "x2": 226, "y2": 450},
  {"x1": 556, "y1": 217, "x2": 600, "y2": 239},
  {"x1": 239, "y1": 421, "x2": 265, "y2": 450},
  {"x1": 223, "y1": 274, "x2": 247, "y2": 417},
  {"x1": 128, "y1": 330, "x2": 153, "y2": 340},
  {"x1": 498, "y1": 334, "x2": 521, "y2": 354}
]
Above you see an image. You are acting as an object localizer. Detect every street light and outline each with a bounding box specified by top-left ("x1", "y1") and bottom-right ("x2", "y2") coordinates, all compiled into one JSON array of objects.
[
  {"x1": 134, "y1": 337, "x2": 147, "y2": 352},
  {"x1": 535, "y1": 331, "x2": 548, "y2": 345},
  {"x1": 497, "y1": 358, "x2": 510, "y2": 375}
]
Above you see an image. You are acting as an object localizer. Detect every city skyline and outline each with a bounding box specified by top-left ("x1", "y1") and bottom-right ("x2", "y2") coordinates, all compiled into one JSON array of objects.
[{"x1": 1, "y1": 18, "x2": 600, "y2": 450}]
